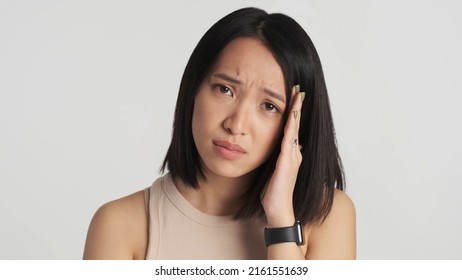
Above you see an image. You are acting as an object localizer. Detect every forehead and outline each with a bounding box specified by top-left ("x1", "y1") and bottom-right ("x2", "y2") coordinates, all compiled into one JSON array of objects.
[{"x1": 209, "y1": 37, "x2": 285, "y2": 90}]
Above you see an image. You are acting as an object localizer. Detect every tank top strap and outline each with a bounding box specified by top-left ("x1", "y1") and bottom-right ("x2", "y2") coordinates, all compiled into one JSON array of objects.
[
  {"x1": 144, "y1": 176, "x2": 163, "y2": 259},
  {"x1": 143, "y1": 187, "x2": 150, "y2": 218}
]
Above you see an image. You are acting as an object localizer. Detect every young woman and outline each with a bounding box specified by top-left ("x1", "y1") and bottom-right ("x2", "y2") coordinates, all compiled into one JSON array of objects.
[{"x1": 83, "y1": 7, "x2": 356, "y2": 260}]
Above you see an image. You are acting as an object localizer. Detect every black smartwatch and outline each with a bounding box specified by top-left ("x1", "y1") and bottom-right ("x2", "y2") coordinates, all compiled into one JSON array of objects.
[{"x1": 264, "y1": 221, "x2": 304, "y2": 247}]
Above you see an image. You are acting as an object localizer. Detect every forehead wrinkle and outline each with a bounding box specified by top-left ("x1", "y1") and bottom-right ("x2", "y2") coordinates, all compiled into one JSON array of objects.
[{"x1": 211, "y1": 71, "x2": 285, "y2": 105}]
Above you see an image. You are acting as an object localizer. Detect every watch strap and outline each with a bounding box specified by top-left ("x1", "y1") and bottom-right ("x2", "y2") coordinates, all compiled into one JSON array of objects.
[{"x1": 264, "y1": 221, "x2": 304, "y2": 247}]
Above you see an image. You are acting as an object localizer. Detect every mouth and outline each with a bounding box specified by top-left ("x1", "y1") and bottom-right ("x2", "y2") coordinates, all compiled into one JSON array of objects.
[{"x1": 212, "y1": 140, "x2": 247, "y2": 160}]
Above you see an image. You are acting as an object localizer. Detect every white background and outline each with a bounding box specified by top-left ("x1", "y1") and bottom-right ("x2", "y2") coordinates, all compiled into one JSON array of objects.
[{"x1": 1, "y1": 0, "x2": 461, "y2": 259}]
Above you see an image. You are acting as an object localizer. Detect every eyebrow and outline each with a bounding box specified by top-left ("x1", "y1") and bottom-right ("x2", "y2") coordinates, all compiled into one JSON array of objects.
[{"x1": 212, "y1": 73, "x2": 286, "y2": 104}]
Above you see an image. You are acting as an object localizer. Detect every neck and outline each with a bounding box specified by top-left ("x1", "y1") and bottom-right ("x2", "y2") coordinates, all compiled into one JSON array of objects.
[{"x1": 175, "y1": 171, "x2": 255, "y2": 216}]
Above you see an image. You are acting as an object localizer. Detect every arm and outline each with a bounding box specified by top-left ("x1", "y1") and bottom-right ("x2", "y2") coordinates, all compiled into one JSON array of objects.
[
  {"x1": 83, "y1": 191, "x2": 147, "y2": 260},
  {"x1": 265, "y1": 190, "x2": 356, "y2": 260},
  {"x1": 261, "y1": 85, "x2": 356, "y2": 259},
  {"x1": 261, "y1": 85, "x2": 305, "y2": 259},
  {"x1": 265, "y1": 191, "x2": 356, "y2": 260}
]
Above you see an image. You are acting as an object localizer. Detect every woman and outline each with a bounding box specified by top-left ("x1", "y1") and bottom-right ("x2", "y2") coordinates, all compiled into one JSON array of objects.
[{"x1": 83, "y1": 7, "x2": 355, "y2": 260}]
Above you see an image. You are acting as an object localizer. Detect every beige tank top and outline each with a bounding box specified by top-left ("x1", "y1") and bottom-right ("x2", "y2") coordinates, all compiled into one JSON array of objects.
[{"x1": 143, "y1": 173, "x2": 267, "y2": 259}]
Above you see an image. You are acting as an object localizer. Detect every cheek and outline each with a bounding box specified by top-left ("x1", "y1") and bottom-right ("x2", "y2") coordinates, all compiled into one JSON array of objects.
[
  {"x1": 192, "y1": 102, "x2": 205, "y2": 138},
  {"x1": 192, "y1": 94, "x2": 219, "y2": 136},
  {"x1": 254, "y1": 119, "x2": 283, "y2": 152}
]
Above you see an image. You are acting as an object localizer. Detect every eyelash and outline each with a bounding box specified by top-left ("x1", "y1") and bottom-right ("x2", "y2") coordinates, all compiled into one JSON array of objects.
[
  {"x1": 213, "y1": 84, "x2": 233, "y2": 96},
  {"x1": 212, "y1": 84, "x2": 282, "y2": 114},
  {"x1": 261, "y1": 102, "x2": 280, "y2": 113}
]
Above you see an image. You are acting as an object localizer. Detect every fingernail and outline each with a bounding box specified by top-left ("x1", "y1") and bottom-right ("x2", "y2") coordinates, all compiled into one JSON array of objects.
[
  {"x1": 293, "y1": 110, "x2": 298, "y2": 120},
  {"x1": 300, "y1": 92, "x2": 306, "y2": 103},
  {"x1": 294, "y1": 85, "x2": 300, "y2": 93}
]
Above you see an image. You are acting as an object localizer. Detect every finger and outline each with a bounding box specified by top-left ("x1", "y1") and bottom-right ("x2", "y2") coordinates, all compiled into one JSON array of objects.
[
  {"x1": 295, "y1": 91, "x2": 304, "y2": 132},
  {"x1": 282, "y1": 86, "x2": 303, "y2": 149},
  {"x1": 285, "y1": 85, "x2": 301, "y2": 133},
  {"x1": 292, "y1": 92, "x2": 303, "y2": 152}
]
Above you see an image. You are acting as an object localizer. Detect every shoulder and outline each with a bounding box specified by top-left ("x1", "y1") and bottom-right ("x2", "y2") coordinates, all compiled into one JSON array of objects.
[
  {"x1": 304, "y1": 189, "x2": 356, "y2": 259},
  {"x1": 83, "y1": 190, "x2": 148, "y2": 260},
  {"x1": 330, "y1": 189, "x2": 356, "y2": 220}
]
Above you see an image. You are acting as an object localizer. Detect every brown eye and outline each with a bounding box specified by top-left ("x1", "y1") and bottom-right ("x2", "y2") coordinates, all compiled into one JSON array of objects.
[
  {"x1": 219, "y1": 85, "x2": 231, "y2": 94},
  {"x1": 213, "y1": 84, "x2": 233, "y2": 96},
  {"x1": 262, "y1": 102, "x2": 279, "y2": 113}
]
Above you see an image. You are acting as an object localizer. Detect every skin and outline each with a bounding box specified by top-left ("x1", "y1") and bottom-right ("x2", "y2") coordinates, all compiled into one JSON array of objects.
[
  {"x1": 83, "y1": 37, "x2": 356, "y2": 260},
  {"x1": 183, "y1": 37, "x2": 287, "y2": 216}
]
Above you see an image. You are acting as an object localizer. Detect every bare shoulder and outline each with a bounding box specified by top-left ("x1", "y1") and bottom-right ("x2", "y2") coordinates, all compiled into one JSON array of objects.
[
  {"x1": 330, "y1": 189, "x2": 356, "y2": 219},
  {"x1": 304, "y1": 189, "x2": 356, "y2": 260},
  {"x1": 83, "y1": 190, "x2": 148, "y2": 260}
]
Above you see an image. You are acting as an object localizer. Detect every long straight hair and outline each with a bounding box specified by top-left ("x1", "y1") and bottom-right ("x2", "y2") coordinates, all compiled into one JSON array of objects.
[{"x1": 162, "y1": 7, "x2": 345, "y2": 226}]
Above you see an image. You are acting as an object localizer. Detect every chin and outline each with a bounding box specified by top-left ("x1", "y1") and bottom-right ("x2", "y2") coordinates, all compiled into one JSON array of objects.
[
  {"x1": 209, "y1": 167, "x2": 250, "y2": 179},
  {"x1": 203, "y1": 160, "x2": 257, "y2": 180}
]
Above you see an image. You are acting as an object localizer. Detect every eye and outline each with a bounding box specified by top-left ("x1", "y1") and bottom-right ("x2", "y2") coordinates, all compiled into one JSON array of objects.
[
  {"x1": 213, "y1": 84, "x2": 233, "y2": 96},
  {"x1": 262, "y1": 102, "x2": 280, "y2": 113}
]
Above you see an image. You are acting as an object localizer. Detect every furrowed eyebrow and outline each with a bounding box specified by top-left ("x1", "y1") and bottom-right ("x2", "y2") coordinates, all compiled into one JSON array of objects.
[
  {"x1": 211, "y1": 73, "x2": 286, "y2": 104},
  {"x1": 212, "y1": 73, "x2": 243, "y2": 85},
  {"x1": 263, "y1": 88, "x2": 286, "y2": 104}
]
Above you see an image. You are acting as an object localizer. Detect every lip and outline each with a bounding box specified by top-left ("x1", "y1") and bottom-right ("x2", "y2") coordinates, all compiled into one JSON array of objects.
[{"x1": 213, "y1": 140, "x2": 247, "y2": 160}]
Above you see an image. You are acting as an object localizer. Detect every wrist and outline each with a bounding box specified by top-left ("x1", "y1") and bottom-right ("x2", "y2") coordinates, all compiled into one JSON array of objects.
[{"x1": 266, "y1": 212, "x2": 295, "y2": 228}]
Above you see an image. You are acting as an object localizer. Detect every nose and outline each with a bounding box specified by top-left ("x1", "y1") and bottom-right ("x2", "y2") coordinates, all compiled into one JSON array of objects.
[{"x1": 222, "y1": 103, "x2": 249, "y2": 136}]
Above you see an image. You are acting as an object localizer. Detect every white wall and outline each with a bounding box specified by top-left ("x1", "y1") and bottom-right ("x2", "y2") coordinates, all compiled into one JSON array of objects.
[{"x1": 1, "y1": 0, "x2": 461, "y2": 259}]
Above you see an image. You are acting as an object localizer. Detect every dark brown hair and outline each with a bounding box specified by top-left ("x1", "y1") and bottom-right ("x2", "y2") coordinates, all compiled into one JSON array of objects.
[{"x1": 162, "y1": 7, "x2": 345, "y2": 226}]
